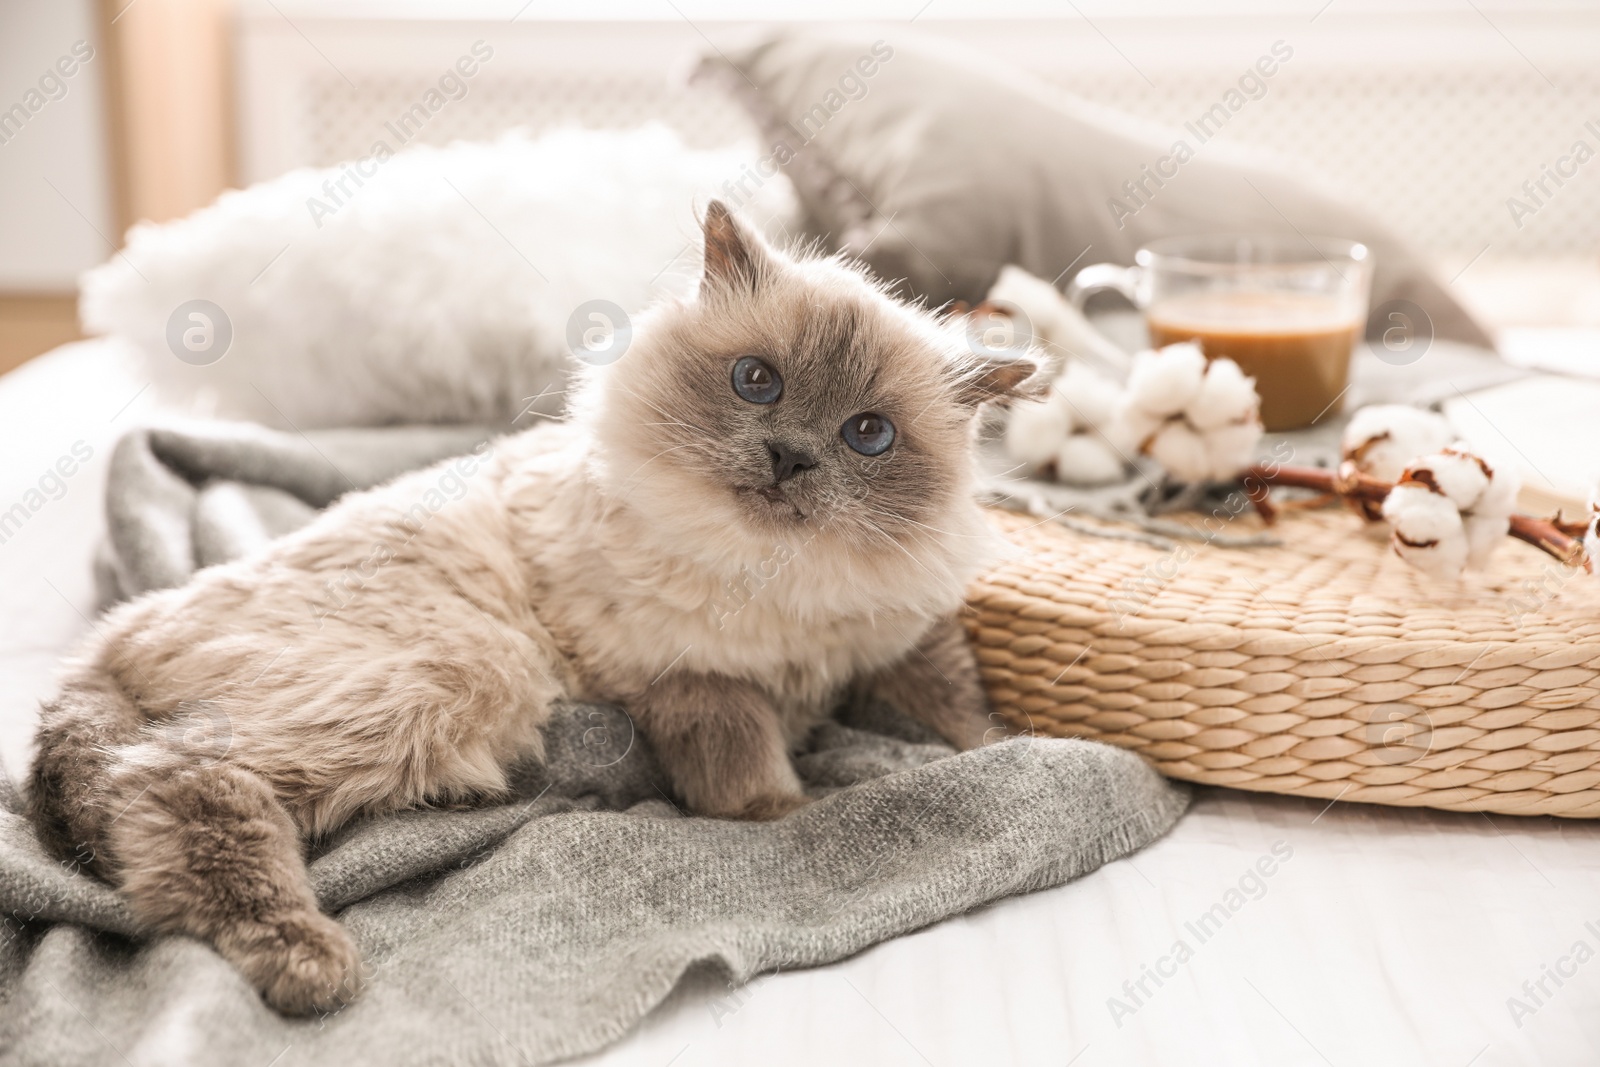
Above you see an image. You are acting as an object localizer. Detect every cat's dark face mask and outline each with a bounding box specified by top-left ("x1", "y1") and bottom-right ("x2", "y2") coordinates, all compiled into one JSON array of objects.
[{"x1": 595, "y1": 200, "x2": 1042, "y2": 551}]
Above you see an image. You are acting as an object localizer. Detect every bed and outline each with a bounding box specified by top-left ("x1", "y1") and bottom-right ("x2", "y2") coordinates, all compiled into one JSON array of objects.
[{"x1": 2, "y1": 338, "x2": 1596, "y2": 1066}]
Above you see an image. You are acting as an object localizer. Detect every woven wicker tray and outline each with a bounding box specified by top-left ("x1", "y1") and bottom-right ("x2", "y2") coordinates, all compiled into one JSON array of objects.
[{"x1": 968, "y1": 507, "x2": 1600, "y2": 817}]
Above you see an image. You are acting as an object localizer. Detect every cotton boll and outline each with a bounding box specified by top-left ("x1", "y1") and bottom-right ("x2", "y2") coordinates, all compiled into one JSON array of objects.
[
  {"x1": 1383, "y1": 449, "x2": 1520, "y2": 577},
  {"x1": 1383, "y1": 483, "x2": 1464, "y2": 544},
  {"x1": 1204, "y1": 421, "x2": 1264, "y2": 479},
  {"x1": 1116, "y1": 346, "x2": 1263, "y2": 482},
  {"x1": 1341, "y1": 405, "x2": 1456, "y2": 483},
  {"x1": 1463, "y1": 512, "x2": 1511, "y2": 570},
  {"x1": 1457, "y1": 453, "x2": 1518, "y2": 569},
  {"x1": 1108, "y1": 405, "x2": 1166, "y2": 455},
  {"x1": 1126, "y1": 343, "x2": 1207, "y2": 416},
  {"x1": 1393, "y1": 530, "x2": 1471, "y2": 580},
  {"x1": 1146, "y1": 420, "x2": 1212, "y2": 483},
  {"x1": 1471, "y1": 457, "x2": 1521, "y2": 519},
  {"x1": 1004, "y1": 396, "x2": 1072, "y2": 471},
  {"x1": 1055, "y1": 433, "x2": 1127, "y2": 486},
  {"x1": 1055, "y1": 362, "x2": 1123, "y2": 433},
  {"x1": 1183, "y1": 358, "x2": 1258, "y2": 431},
  {"x1": 1410, "y1": 451, "x2": 1490, "y2": 511},
  {"x1": 1383, "y1": 483, "x2": 1469, "y2": 579}
]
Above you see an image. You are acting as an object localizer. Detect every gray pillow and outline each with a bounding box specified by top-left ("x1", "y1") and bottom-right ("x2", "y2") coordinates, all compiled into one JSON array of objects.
[{"x1": 696, "y1": 30, "x2": 1493, "y2": 348}]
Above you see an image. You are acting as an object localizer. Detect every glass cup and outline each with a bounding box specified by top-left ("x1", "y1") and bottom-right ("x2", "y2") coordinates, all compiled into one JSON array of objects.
[{"x1": 1068, "y1": 235, "x2": 1373, "y2": 431}]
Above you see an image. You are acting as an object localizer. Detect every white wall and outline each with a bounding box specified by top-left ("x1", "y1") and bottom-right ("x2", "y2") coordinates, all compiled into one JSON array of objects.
[
  {"x1": 0, "y1": 0, "x2": 112, "y2": 291},
  {"x1": 236, "y1": 6, "x2": 1600, "y2": 261}
]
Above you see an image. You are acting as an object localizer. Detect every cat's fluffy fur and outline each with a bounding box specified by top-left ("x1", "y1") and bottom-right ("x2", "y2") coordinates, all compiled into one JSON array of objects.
[{"x1": 29, "y1": 202, "x2": 1043, "y2": 1015}]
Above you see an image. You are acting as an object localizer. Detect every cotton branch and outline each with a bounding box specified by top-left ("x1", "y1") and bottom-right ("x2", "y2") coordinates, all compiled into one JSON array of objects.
[{"x1": 1245, "y1": 461, "x2": 1592, "y2": 572}]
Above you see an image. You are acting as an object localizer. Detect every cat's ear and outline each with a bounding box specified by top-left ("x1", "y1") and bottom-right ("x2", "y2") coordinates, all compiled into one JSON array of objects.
[
  {"x1": 699, "y1": 200, "x2": 773, "y2": 297},
  {"x1": 955, "y1": 349, "x2": 1049, "y2": 407}
]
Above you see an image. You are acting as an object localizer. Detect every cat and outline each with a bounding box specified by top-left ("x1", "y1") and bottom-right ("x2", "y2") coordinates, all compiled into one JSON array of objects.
[{"x1": 27, "y1": 200, "x2": 1043, "y2": 1015}]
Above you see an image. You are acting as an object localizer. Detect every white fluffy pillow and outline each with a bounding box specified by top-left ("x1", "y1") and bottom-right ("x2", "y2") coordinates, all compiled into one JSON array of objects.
[{"x1": 80, "y1": 125, "x2": 799, "y2": 428}]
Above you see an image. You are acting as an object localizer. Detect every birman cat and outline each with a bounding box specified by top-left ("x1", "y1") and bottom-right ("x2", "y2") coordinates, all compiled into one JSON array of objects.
[{"x1": 29, "y1": 201, "x2": 1043, "y2": 1014}]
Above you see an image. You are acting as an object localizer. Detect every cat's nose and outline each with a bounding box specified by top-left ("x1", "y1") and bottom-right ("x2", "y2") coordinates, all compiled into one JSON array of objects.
[{"x1": 766, "y1": 440, "x2": 816, "y2": 483}]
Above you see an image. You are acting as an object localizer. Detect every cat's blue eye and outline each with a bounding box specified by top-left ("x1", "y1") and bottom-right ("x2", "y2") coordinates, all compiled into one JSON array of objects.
[
  {"x1": 731, "y1": 356, "x2": 782, "y2": 404},
  {"x1": 841, "y1": 412, "x2": 895, "y2": 456}
]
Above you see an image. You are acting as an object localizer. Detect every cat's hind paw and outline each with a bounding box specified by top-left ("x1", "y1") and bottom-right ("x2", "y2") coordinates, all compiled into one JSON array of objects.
[{"x1": 238, "y1": 911, "x2": 366, "y2": 1017}]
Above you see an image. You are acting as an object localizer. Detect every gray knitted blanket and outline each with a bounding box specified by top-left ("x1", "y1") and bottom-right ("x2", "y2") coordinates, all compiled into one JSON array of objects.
[{"x1": 0, "y1": 422, "x2": 1188, "y2": 1067}]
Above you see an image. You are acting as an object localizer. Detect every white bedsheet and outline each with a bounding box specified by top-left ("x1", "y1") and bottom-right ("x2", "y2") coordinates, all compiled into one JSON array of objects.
[{"x1": 3, "y1": 342, "x2": 1597, "y2": 1067}]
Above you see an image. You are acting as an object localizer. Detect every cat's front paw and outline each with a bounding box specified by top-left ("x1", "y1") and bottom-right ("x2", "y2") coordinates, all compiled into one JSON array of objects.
[{"x1": 243, "y1": 911, "x2": 366, "y2": 1016}]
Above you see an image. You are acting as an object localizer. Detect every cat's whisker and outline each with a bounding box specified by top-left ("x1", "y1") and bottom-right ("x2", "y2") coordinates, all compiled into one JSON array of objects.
[
  {"x1": 855, "y1": 502, "x2": 941, "y2": 542},
  {"x1": 613, "y1": 441, "x2": 711, "y2": 501},
  {"x1": 863, "y1": 505, "x2": 988, "y2": 541},
  {"x1": 611, "y1": 381, "x2": 719, "y2": 440},
  {"x1": 513, "y1": 384, "x2": 571, "y2": 424},
  {"x1": 849, "y1": 512, "x2": 947, "y2": 586}
]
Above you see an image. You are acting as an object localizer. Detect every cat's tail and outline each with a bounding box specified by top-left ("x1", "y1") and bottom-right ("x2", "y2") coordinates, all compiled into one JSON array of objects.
[{"x1": 27, "y1": 669, "x2": 146, "y2": 873}]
